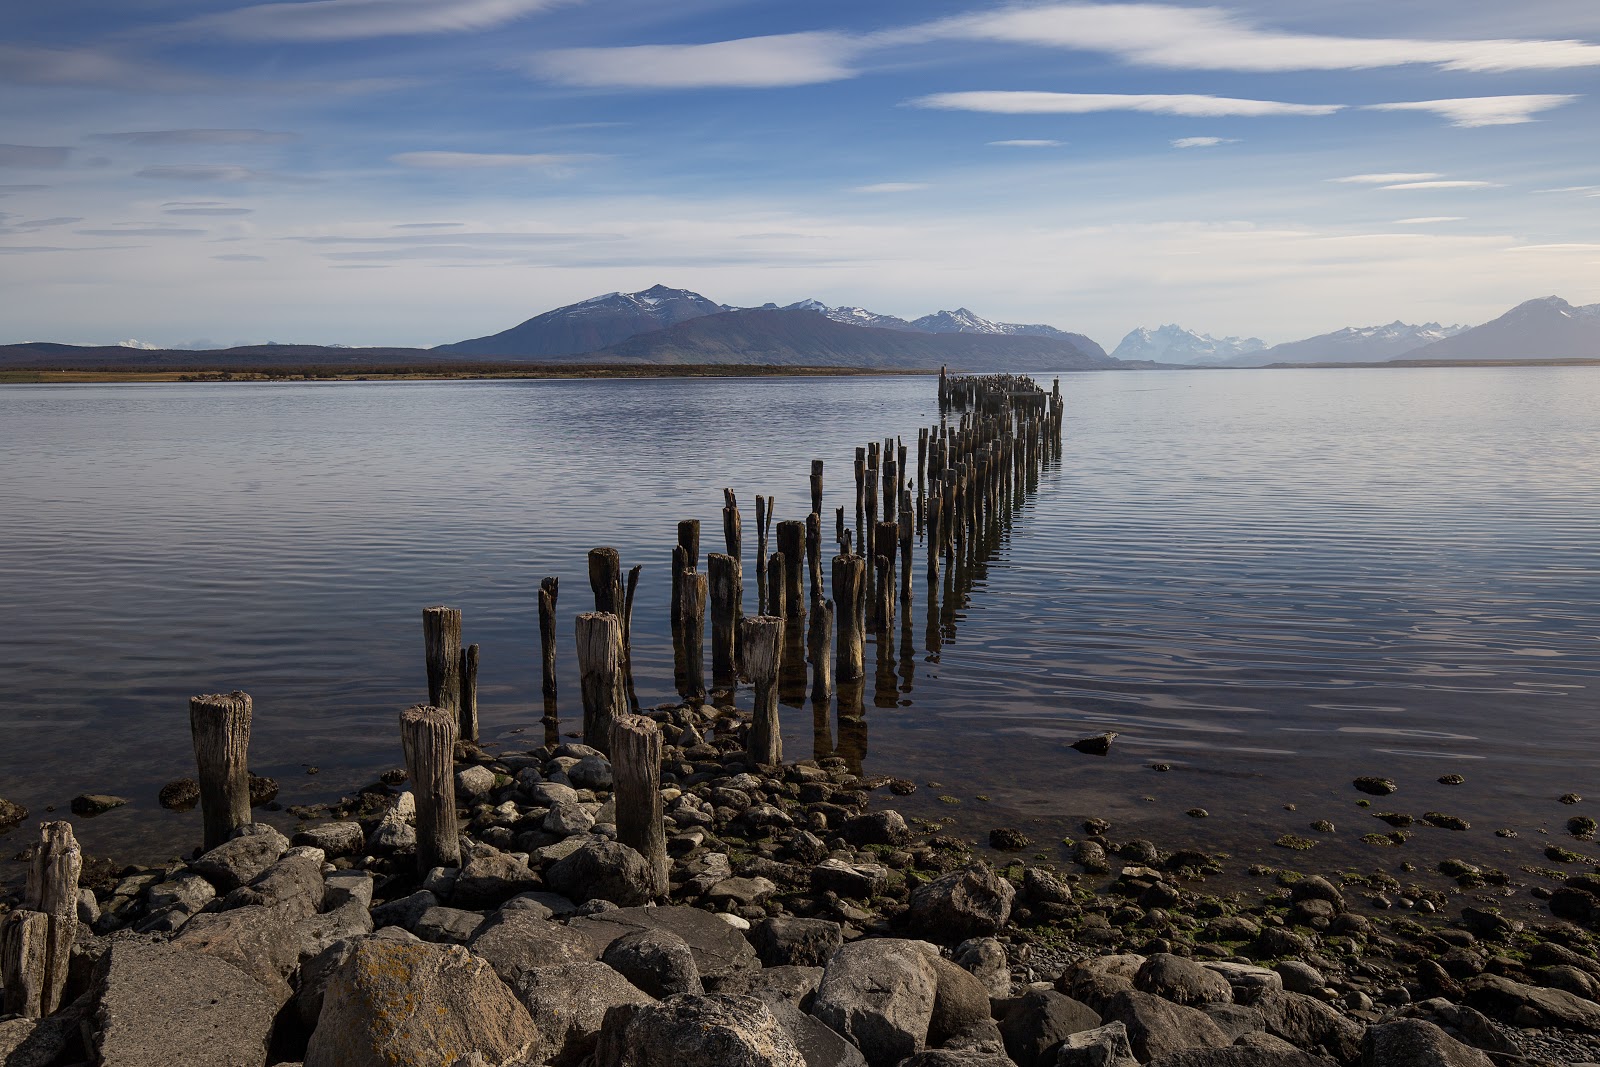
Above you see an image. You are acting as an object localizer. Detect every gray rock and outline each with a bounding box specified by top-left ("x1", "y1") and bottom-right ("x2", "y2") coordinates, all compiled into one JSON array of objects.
[
  {"x1": 546, "y1": 802, "x2": 598, "y2": 836},
  {"x1": 841, "y1": 810, "x2": 911, "y2": 847},
  {"x1": 530, "y1": 780, "x2": 582, "y2": 808},
  {"x1": 594, "y1": 993, "x2": 807, "y2": 1067},
  {"x1": 366, "y1": 792, "x2": 416, "y2": 853},
  {"x1": 305, "y1": 938, "x2": 539, "y2": 1067},
  {"x1": 514, "y1": 960, "x2": 655, "y2": 1067},
  {"x1": 1057, "y1": 956, "x2": 1146, "y2": 1013},
  {"x1": 1360, "y1": 1019, "x2": 1494, "y2": 1067},
  {"x1": 454, "y1": 848, "x2": 541, "y2": 909},
  {"x1": 1136, "y1": 954, "x2": 1235, "y2": 1007},
  {"x1": 931, "y1": 956, "x2": 1000, "y2": 1047},
  {"x1": 1200, "y1": 962, "x2": 1282, "y2": 1004},
  {"x1": 956, "y1": 937, "x2": 1012, "y2": 998},
  {"x1": 323, "y1": 870, "x2": 374, "y2": 910},
  {"x1": 1399, "y1": 999, "x2": 1519, "y2": 1058},
  {"x1": 369, "y1": 888, "x2": 437, "y2": 930},
  {"x1": 547, "y1": 838, "x2": 655, "y2": 906},
  {"x1": 766, "y1": 998, "x2": 869, "y2": 1067},
  {"x1": 603, "y1": 927, "x2": 704, "y2": 998},
  {"x1": 1146, "y1": 1049, "x2": 1329, "y2": 1066},
  {"x1": 998, "y1": 989, "x2": 1103, "y2": 1067},
  {"x1": 568, "y1": 905, "x2": 762, "y2": 993},
  {"x1": 1249, "y1": 990, "x2": 1364, "y2": 1063},
  {"x1": 0, "y1": 1001, "x2": 86, "y2": 1067},
  {"x1": 1101, "y1": 990, "x2": 1231, "y2": 1063},
  {"x1": 173, "y1": 903, "x2": 305, "y2": 1006},
  {"x1": 71, "y1": 792, "x2": 128, "y2": 815},
  {"x1": 88, "y1": 940, "x2": 276, "y2": 1067},
  {"x1": 907, "y1": 864, "x2": 1016, "y2": 942},
  {"x1": 147, "y1": 870, "x2": 217, "y2": 913},
  {"x1": 1274, "y1": 961, "x2": 1326, "y2": 996},
  {"x1": 413, "y1": 905, "x2": 486, "y2": 944},
  {"x1": 812, "y1": 938, "x2": 939, "y2": 1067},
  {"x1": 220, "y1": 846, "x2": 325, "y2": 917},
  {"x1": 504, "y1": 889, "x2": 579, "y2": 918},
  {"x1": 468, "y1": 908, "x2": 598, "y2": 985},
  {"x1": 1465, "y1": 973, "x2": 1600, "y2": 1031},
  {"x1": 811, "y1": 858, "x2": 889, "y2": 899},
  {"x1": 188, "y1": 824, "x2": 289, "y2": 892},
  {"x1": 293, "y1": 821, "x2": 366, "y2": 857},
  {"x1": 292, "y1": 928, "x2": 420, "y2": 1029},
  {"x1": 754, "y1": 916, "x2": 846, "y2": 967},
  {"x1": 750, "y1": 965, "x2": 826, "y2": 1009},
  {"x1": 569, "y1": 754, "x2": 613, "y2": 790},
  {"x1": 457, "y1": 765, "x2": 498, "y2": 802},
  {"x1": 898, "y1": 1052, "x2": 1017, "y2": 1067},
  {"x1": 1197, "y1": 1004, "x2": 1260, "y2": 1043},
  {"x1": 294, "y1": 899, "x2": 375, "y2": 961},
  {"x1": 1053, "y1": 1021, "x2": 1138, "y2": 1067}
]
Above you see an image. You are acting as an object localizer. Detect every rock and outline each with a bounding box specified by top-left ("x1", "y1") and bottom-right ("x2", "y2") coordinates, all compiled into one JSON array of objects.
[
  {"x1": 1200, "y1": 963, "x2": 1281, "y2": 1004},
  {"x1": 1058, "y1": 956, "x2": 1146, "y2": 1013},
  {"x1": 907, "y1": 864, "x2": 1016, "y2": 942},
  {"x1": 454, "y1": 849, "x2": 541, "y2": 909},
  {"x1": 1197, "y1": 1004, "x2": 1259, "y2": 1042},
  {"x1": 897, "y1": 1052, "x2": 1018, "y2": 1067},
  {"x1": 1353, "y1": 777, "x2": 1397, "y2": 796},
  {"x1": 1136, "y1": 954, "x2": 1235, "y2": 1007},
  {"x1": 221, "y1": 847, "x2": 325, "y2": 917},
  {"x1": 569, "y1": 754, "x2": 613, "y2": 789},
  {"x1": 812, "y1": 858, "x2": 889, "y2": 899},
  {"x1": 567, "y1": 905, "x2": 762, "y2": 993},
  {"x1": 547, "y1": 838, "x2": 655, "y2": 906},
  {"x1": 765, "y1": 998, "x2": 869, "y2": 1067},
  {"x1": 1071, "y1": 733, "x2": 1117, "y2": 755},
  {"x1": 955, "y1": 937, "x2": 1011, "y2": 998},
  {"x1": 748, "y1": 965, "x2": 825, "y2": 1009},
  {"x1": 413, "y1": 905, "x2": 486, "y2": 944},
  {"x1": 1274, "y1": 961, "x2": 1325, "y2": 996},
  {"x1": 467, "y1": 908, "x2": 597, "y2": 984},
  {"x1": 842, "y1": 810, "x2": 911, "y2": 846},
  {"x1": 88, "y1": 940, "x2": 277, "y2": 1067},
  {"x1": 1054, "y1": 1022, "x2": 1138, "y2": 1067},
  {"x1": 1360, "y1": 1019, "x2": 1494, "y2": 1066},
  {"x1": 0, "y1": 1010, "x2": 78, "y2": 1067},
  {"x1": 157, "y1": 778, "x2": 199, "y2": 810},
  {"x1": 753, "y1": 917, "x2": 845, "y2": 968},
  {"x1": 294, "y1": 900, "x2": 376, "y2": 960},
  {"x1": 324, "y1": 870, "x2": 374, "y2": 910},
  {"x1": 295, "y1": 932, "x2": 416, "y2": 1030},
  {"x1": 1147, "y1": 1049, "x2": 1330, "y2": 1066},
  {"x1": 1249, "y1": 990, "x2": 1364, "y2": 1063},
  {"x1": 1100, "y1": 990, "x2": 1231, "y2": 1063},
  {"x1": 1464, "y1": 974, "x2": 1600, "y2": 1031},
  {"x1": 546, "y1": 802, "x2": 598, "y2": 836},
  {"x1": 990, "y1": 828, "x2": 1031, "y2": 851},
  {"x1": 709, "y1": 875, "x2": 780, "y2": 907},
  {"x1": 147, "y1": 870, "x2": 217, "y2": 913},
  {"x1": 593, "y1": 993, "x2": 806, "y2": 1067},
  {"x1": 71, "y1": 793, "x2": 128, "y2": 816},
  {"x1": 189, "y1": 824, "x2": 289, "y2": 892},
  {"x1": 248, "y1": 774, "x2": 278, "y2": 806},
  {"x1": 513, "y1": 960, "x2": 656, "y2": 1067},
  {"x1": 811, "y1": 938, "x2": 939, "y2": 1067},
  {"x1": 505, "y1": 889, "x2": 579, "y2": 918},
  {"x1": 304, "y1": 939, "x2": 538, "y2": 1067},
  {"x1": 457, "y1": 764, "x2": 498, "y2": 802},
  {"x1": 930, "y1": 956, "x2": 998, "y2": 1046},
  {"x1": 602, "y1": 928, "x2": 704, "y2": 998},
  {"x1": 292, "y1": 821, "x2": 365, "y2": 857},
  {"x1": 997, "y1": 989, "x2": 1103, "y2": 1067},
  {"x1": 369, "y1": 888, "x2": 437, "y2": 931},
  {"x1": 1289, "y1": 875, "x2": 1345, "y2": 912},
  {"x1": 1022, "y1": 868, "x2": 1074, "y2": 906},
  {"x1": 173, "y1": 904, "x2": 305, "y2": 1005},
  {"x1": 0, "y1": 797, "x2": 27, "y2": 829},
  {"x1": 367, "y1": 792, "x2": 417, "y2": 853},
  {"x1": 1399, "y1": 1000, "x2": 1519, "y2": 1059}
]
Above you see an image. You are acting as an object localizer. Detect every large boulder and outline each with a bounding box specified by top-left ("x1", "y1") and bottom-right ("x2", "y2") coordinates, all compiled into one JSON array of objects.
[
  {"x1": 293, "y1": 821, "x2": 365, "y2": 857},
  {"x1": 997, "y1": 989, "x2": 1102, "y2": 1067},
  {"x1": 513, "y1": 960, "x2": 656, "y2": 1067},
  {"x1": 1360, "y1": 1020, "x2": 1494, "y2": 1067},
  {"x1": 1465, "y1": 974, "x2": 1600, "y2": 1031},
  {"x1": 753, "y1": 917, "x2": 846, "y2": 967},
  {"x1": 1055, "y1": 1021, "x2": 1138, "y2": 1067},
  {"x1": 1057, "y1": 956, "x2": 1145, "y2": 1013},
  {"x1": 896, "y1": 1052, "x2": 1018, "y2": 1067},
  {"x1": 593, "y1": 994, "x2": 807, "y2": 1067},
  {"x1": 220, "y1": 846, "x2": 325, "y2": 917},
  {"x1": 188, "y1": 824, "x2": 288, "y2": 892},
  {"x1": 173, "y1": 903, "x2": 306, "y2": 1006},
  {"x1": 811, "y1": 938, "x2": 939, "y2": 1067},
  {"x1": 546, "y1": 839, "x2": 656, "y2": 906},
  {"x1": 907, "y1": 865, "x2": 1015, "y2": 942},
  {"x1": 1250, "y1": 989, "x2": 1364, "y2": 1063},
  {"x1": 764, "y1": 998, "x2": 868, "y2": 1067},
  {"x1": 602, "y1": 928, "x2": 704, "y2": 998},
  {"x1": 453, "y1": 848, "x2": 541, "y2": 909},
  {"x1": 1147, "y1": 1050, "x2": 1331, "y2": 1067},
  {"x1": 567, "y1": 905, "x2": 761, "y2": 992},
  {"x1": 467, "y1": 908, "x2": 598, "y2": 985},
  {"x1": 304, "y1": 939, "x2": 538, "y2": 1067},
  {"x1": 955, "y1": 937, "x2": 1011, "y2": 998},
  {"x1": 87, "y1": 940, "x2": 277, "y2": 1067},
  {"x1": 929, "y1": 956, "x2": 999, "y2": 1047},
  {"x1": 1135, "y1": 954, "x2": 1234, "y2": 1007},
  {"x1": 1100, "y1": 990, "x2": 1231, "y2": 1063}
]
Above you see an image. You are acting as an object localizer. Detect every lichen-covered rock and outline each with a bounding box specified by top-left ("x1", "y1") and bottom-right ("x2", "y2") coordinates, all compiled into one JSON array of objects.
[
  {"x1": 907, "y1": 864, "x2": 1015, "y2": 942},
  {"x1": 513, "y1": 960, "x2": 655, "y2": 1067},
  {"x1": 593, "y1": 994, "x2": 806, "y2": 1067},
  {"x1": 811, "y1": 938, "x2": 939, "y2": 1067},
  {"x1": 602, "y1": 927, "x2": 703, "y2": 998},
  {"x1": 304, "y1": 939, "x2": 538, "y2": 1067},
  {"x1": 547, "y1": 838, "x2": 655, "y2": 906}
]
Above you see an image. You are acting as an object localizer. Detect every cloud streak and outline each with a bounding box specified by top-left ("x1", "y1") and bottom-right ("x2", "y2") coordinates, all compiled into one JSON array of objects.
[
  {"x1": 1330, "y1": 173, "x2": 1443, "y2": 184},
  {"x1": 390, "y1": 151, "x2": 599, "y2": 170},
  {"x1": 1362, "y1": 95, "x2": 1577, "y2": 127},
  {"x1": 1171, "y1": 136, "x2": 1237, "y2": 148},
  {"x1": 852, "y1": 182, "x2": 930, "y2": 193},
  {"x1": 912, "y1": 91, "x2": 1340, "y2": 117},
  {"x1": 136, "y1": 164, "x2": 309, "y2": 183},
  {"x1": 91, "y1": 129, "x2": 297, "y2": 146},
  {"x1": 534, "y1": 33, "x2": 862, "y2": 88},
  {"x1": 0, "y1": 145, "x2": 72, "y2": 168},
  {"x1": 185, "y1": 0, "x2": 572, "y2": 42}
]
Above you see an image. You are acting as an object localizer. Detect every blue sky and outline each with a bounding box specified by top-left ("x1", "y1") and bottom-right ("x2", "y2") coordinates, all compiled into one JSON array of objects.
[{"x1": 2, "y1": 0, "x2": 1597, "y2": 349}]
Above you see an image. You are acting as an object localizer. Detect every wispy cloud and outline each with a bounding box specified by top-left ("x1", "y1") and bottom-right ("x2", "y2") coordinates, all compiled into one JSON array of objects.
[
  {"x1": 919, "y1": 4, "x2": 1600, "y2": 74},
  {"x1": 214, "y1": 253, "x2": 268, "y2": 262},
  {"x1": 394, "y1": 222, "x2": 465, "y2": 229},
  {"x1": 164, "y1": 206, "x2": 255, "y2": 216},
  {"x1": 91, "y1": 129, "x2": 297, "y2": 146},
  {"x1": 1171, "y1": 136, "x2": 1238, "y2": 148},
  {"x1": 77, "y1": 226, "x2": 208, "y2": 237},
  {"x1": 184, "y1": 0, "x2": 572, "y2": 42},
  {"x1": 534, "y1": 33, "x2": 862, "y2": 89},
  {"x1": 0, "y1": 145, "x2": 72, "y2": 168},
  {"x1": 0, "y1": 214, "x2": 82, "y2": 236},
  {"x1": 1393, "y1": 217, "x2": 1465, "y2": 224},
  {"x1": 1330, "y1": 173, "x2": 1442, "y2": 184},
  {"x1": 135, "y1": 164, "x2": 308, "y2": 182},
  {"x1": 988, "y1": 139, "x2": 1063, "y2": 147},
  {"x1": 0, "y1": 44, "x2": 199, "y2": 91},
  {"x1": 1535, "y1": 185, "x2": 1600, "y2": 194},
  {"x1": 1381, "y1": 180, "x2": 1500, "y2": 190},
  {"x1": 390, "y1": 151, "x2": 598, "y2": 170},
  {"x1": 912, "y1": 91, "x2": 1340, "y2": 117},
  {"x1": 1363, "y1": 95, "x2": 1577, "y2": 127},
  {"x1": 852, "y1": 182, "x2": 930, "y2": 193},
  {"x1": 0, "y1": 184, "x2": 49, "y2": 196},
  {"x1": 286, "y1": 231, "x2": 614, "y2": 245}
]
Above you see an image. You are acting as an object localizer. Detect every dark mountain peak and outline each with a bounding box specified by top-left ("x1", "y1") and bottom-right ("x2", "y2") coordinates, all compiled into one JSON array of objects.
[{"x1": 436, "y1": 285, "x2": 727, "y2": 358}]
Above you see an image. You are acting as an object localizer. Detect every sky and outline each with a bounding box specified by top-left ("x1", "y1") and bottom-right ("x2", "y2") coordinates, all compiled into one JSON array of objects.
[{"x1": 2, "y1": 0, "x2": 1598, "y2": 350}]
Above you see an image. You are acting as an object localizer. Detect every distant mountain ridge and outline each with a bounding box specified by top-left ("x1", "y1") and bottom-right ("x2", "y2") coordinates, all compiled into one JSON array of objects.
[
  {"x1": 437, "y1": 284, "x2": 728, "y2": 358},
  {"x1": 1248, "y1": 321, "x2": 1467, "y2": 365},
  {"x1": 1112, "y1": 324, "x2": 1266, "y2": 364},
  {"x1": 1398, "y1": 296, "x2": 1599, "y2": 362}
]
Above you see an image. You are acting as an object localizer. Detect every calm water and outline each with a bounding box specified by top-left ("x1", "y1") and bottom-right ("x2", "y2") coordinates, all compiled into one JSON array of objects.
[{"x1": 2, "y1": 369, "x2": 1597, "y2": 888}]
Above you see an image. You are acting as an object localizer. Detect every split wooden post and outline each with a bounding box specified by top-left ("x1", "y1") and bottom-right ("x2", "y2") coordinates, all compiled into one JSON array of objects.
[
  {"x1": 680, "y1": 569, "x2": 708, "y2": 703},
  {"x1": 805, "y1": 512, "x2": 823, "y2": 608},
  {"x1": 0, "y1": 911, "x2": 49, "y2": 1018},
  {"x1": 810, "y1": 460, "x2": 824, "y2": 516},
  {"x1": 755, "y1": 496, "x2": 773, "y2": 615},
  {"x1": 707, "y1": 553, "x2": 742, "y2": 688},
  {"x1": 766, "y1": 551, "x2": 787, "y2": 622},
  {"x1": 588, "y1": 547, "x2": 624, "y2": 621},
  {"x1": 741, "y1": 615, "x2": 784, "y2": 766},
  {"x1": 832, "y1": 554, "x2": 865, "y2": 682},
  {"x1": 835, "y1": 506, "x2": 847, "y2": 554},
  {"x1": 422, "y1": 606, "x2": 462, "y2": 717},
  {"x1": 189, "y1": 690, "x2": 253, "y2": 852},
  {"x1": 722, "y1": 488, "x2": 742, "y2": 558},
  {"x1": 458, "y1": 643, "x2": 480, "y2": 743},
  {"x1": 808, "y1": 598, "x2": 834, "y2": 704},
  {"x1": 610, "y1": 712, "x2": 668, "y2": 899},
  {"x1": 671, "y1": 520, "x2": 700, "y2": 648},
  {"x1": 874, "y1": 520, "x2": 898, "y2": 624},
  {"x1": 777, "y1": 519, "x2": 805, "y2": 619},
  {"x1": 854, "y1": 447, "x2": 866, "y2": 551},
  {"x1": 576, "y1": 612, "x2": 625, "y2": 754},
  {"x1": 399, "y1": 704, "x2": 460, "y2": 873},
  {"x1": 884, "y1": 444, "x2": 898, "y2": 525},
  {"x1": 538, "y1": 577, "x2": 559, "y2": 699},
  {"x1": 0, "y1": 821, "x2": 80, "y2": 1017},
  {"x1": 671, "y1": 543, "x2": 689, "y2": 671}
]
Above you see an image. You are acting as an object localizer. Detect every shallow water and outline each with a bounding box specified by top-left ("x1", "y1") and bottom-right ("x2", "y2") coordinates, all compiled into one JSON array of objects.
[{"x1": 2, "y1": 368, "x2": 1596, "y2": 889}]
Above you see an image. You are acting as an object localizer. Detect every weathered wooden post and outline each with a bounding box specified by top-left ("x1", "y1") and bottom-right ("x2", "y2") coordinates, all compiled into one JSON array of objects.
[
  {"x1": 458, "y1": 643, "x2": 480, "y2": 743},
  {"x1": 874, "y1": 519, "x2": 898, "y2": 627},
  {"x1": 0, "y1": 821, "x2": 80, "y2": 1017},
  {"x1": 422, "y1": 606, "x2": 462, "y2": 717},
  {"x1": 832, "y1": 554, "x2": 865, "y2": 681},
  {"x1": 722, "y1": 488, "x2": 743, "y2": 558},
  {"x1": 400, "y1": 704, "x2": 460, "y2": 873},
  {"x1": 741, "y1": 616, "x2": 784, "y2": 766},
  {"x1": 671, "y1": 543, "x2": 689, "y2": 683},
  {"x1": 810, "y1": 460, "x2": 824, "y2": 516},
  {"x1": 680, "y1": 569, "x2": 708, "y2": 703},
  {"x1": 835, "y1": 506, "x2": 847, "y2": 554},
  {"x1": 189, "y1": 690, "x2": 252, "y2": 852},
  {"x1": 610, "y1": 712, "x2": 668, "y2": 898},
  {"x1": 766, "y1": 551, "x2": 787, "y2": 621},
  {"x1": 576, "y1": 612, "x2": 625, "y2": 754},
  {"x1": 805, "y1": 511, "x2": 823, "y2": 608},
  {"x1": 708, "y1": 553, "x2": 742, "y2": 688},
  {"x1": 899, "y1": 489, "x2": 914, "y2": 605},
  {"x1": 854, "y1": 447, "x2": 866, "y2": 551},
  {"x1": 671, "y1": 519, "x2": 700, "y2": 648},
  {"x1": 884, "y1": 443, "x2": 898, "y2": 525},
  {"x1": 755, "y1": 495, "x2": 774, "y2": 615},
  {"x1": 808, "y1": 598, "x2": 834, "y2": 704},
  {"x1": 538, "y1": 577, "x2": 559, "y2": 699},
  {"x1": 776, "y1": 519, "x2": 805, "y2": 619},
  {"x1": 588, "y1": 548, "x2": 624, "y2": 637}
]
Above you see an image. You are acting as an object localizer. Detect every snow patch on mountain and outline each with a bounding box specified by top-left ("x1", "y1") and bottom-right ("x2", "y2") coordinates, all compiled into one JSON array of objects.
[
  {"x1": 784, "y1": 299, "x2": 916, "y2": 331},
  {"x1": 1111, "y1": 324, "x2": 1266, "y2": 364}
]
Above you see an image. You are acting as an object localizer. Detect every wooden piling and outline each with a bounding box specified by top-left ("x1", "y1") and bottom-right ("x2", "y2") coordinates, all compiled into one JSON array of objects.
[
  {"x1": 576, "y1": 611, "x2": 625, "y2": 754},
  {"x1": 422, "y1": 606, "x2": 462, "y2": 717},
  {"x1": 835, "y1": 506, "x2": 847, "y2": 554},
  {"x1": 777, "y1": 519, "x2": 806, "y2": 619},
  {"x1": 538, "y1": 577, "x2": 559, "y2": 699},
  {"x1": 0, "y1": 821, "x2": 80, "y2": 1017},
  {"x1": 808, "y1": 598, "x2": 834, "y2": 704},
  {"x1": 874, "y1": 553, "x2": 895, "y2": 631},
  {"x1": 399, "y1": 704, "x2": 460, "y2": 873},
  {"x1": 806, "y1": 511, "x2": 823, "y2": 608},
  {"x1": 0, "y1": 911, "x2": 49, "y2": 1018},
  {"x1": 832, "y1": 554, "x2": 865, "y2": 681},
  {"x1": 189, "y1": 690, "x2": 253, "y2": 852},
  {"x1": 899, "y1": 489, "x2": 913, "y2": 605},
  {"x1": 458, "y1": 643, "x2": 479, "y2": 743},
  {"x1": 722, "y1": 488, "x2": 742, "y2": 558},
  {"x1": 708, "y1": 553, "x2": 742, "y2": 688},
  {"x1": 610, "y1": 712, "x2": 668, "y2": 899},
  {"x1": 853, "y1": 447, "x2": 866, "y2": 551},
  {"x1": 766, "y1": 551, "x2": 786, "y2": 621},
  {"x1": 680, "y1": 569, "x2": 707, "y2": 703},
  {"x1": 588, "y1": 547, "x2": 623, "y2": 618},
  {"x1": 810, "y1": 459, "x2": 824, "y2": 517},
  {"x1": 741, "y1": 615, "x2": 784, "y2": 766},
  {"x1": 755, "y1": 495, "x2": 774, "y2": 615}
]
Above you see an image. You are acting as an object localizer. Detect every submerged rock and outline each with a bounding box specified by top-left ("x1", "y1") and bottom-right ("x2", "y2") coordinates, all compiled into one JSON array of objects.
[
  {"x1": 158, "y1": 778, "x2": 200, "y2": 811},
  {"x1": 1071, "y1": 733, "x2": 1117, "y2": 756}
]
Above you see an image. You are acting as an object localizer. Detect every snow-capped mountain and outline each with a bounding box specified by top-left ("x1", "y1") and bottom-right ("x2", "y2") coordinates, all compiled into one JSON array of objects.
[
  {"x1": 1253, "y1": 321, "x2": 1467, "y2": 364},
  {"x1": 1399, "y1": 296, "x2": 1600, "y2": 362},
  {"x1": 784, "y1": 300, "x2": 916, "y2": 331},
  {"x1": 909, "y1": 307, "x2": 1073, "y2": 338},
  {"x1": 437, "y1": 284, "x2": 728, "y2": 358},
  {"x1": 1111, "y1": 324, "x2": 1266, "y2": 364}
]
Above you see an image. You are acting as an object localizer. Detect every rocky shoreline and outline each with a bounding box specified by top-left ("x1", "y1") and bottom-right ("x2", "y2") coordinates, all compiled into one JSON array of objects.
[{"x1": 4, "y1": 696, "x2": 1600, "y2": 1067}]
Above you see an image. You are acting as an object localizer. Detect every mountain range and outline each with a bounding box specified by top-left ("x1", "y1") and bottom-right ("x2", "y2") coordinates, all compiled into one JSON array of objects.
[{"x1": 1111, "y1": 325, "x2": 1267, "y2": 364}]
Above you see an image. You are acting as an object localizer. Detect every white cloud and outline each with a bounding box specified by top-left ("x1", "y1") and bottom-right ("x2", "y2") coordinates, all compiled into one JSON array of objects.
[
  {"x1": 912, "y1": 91, "x2": 1340, "y2": 117},
  {"x1": 1171, "y1": 136, "x2": 1238, "y2": 148},
  {"x1": 390, "y1": 151, "x2": 598, "y2": 170},
  {"x1": 1330, "y1": 173, "x2": 1443, "y2": 184},
  {"x1": 534, "y1": 33, "x2": 861, "y2": 89},
  {"x1": 77, "y1": 226, "x2": 208, "y2": 237},
  {"x1": 0, "y1": 44, "x2": 199, "y2": 91},
  {"x1": 186, "y1": 0, "x2": 570, "y2": 42},
  {"x1": 1535, "y1": 185, "x2": 1600, "y2": 193},
  {"x1": 1504, "y1": 243, "x2": 1600, "y2": 252},
  {"x1": 91, "y1": 130, "x2": 296, "y2": 146},
  {"x1": 1393, "y1": 217, "x2": 1465, "y2": 224},
  {"x1": 1363, "y1": 95, "x2": 1578, "y2": 127},
  {"x1": 852, "y1": 182, "x2": 930, "y2": 193},
  {"x1": 918, "y1": 3, "x2": 1600, "y2": 73},
  {"x1": 1381, "y1": 180, "x2": 1501, "y2": 190},
  {"x1": 987, "y1": 139, "x2": 1063, "y2": 147}
]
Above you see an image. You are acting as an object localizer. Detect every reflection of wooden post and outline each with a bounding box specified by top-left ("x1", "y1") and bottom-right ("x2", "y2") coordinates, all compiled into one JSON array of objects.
[
  {"x1": 708, "y1": 553, "x2": 742, "y2": 688},
  {"x1": 423, "y1": 606, "x2": 462, "y2": 717},
  {"x1": 808, "y1": 599, "x2": 833, "y2": 705},
  {"x1": 832, "y1": 555, "x2": 865, "y2": 682},
  {"x1": 577, "y1": 612, "x2": 625, "y2": 754},
  {"x1": 777, "y1": 520, "x2": 805, "y2": 619},
  {"x1": 0, "y1": 821, "x2": 80, "y2": 1017},
  {"x1": 611, "y1": 713, "x2": 667, "y2": 899},
  {"x1": 680, "y1": 569, "x2": 707, "y2": 703},
  {"x1": 400, "y1": 704, "x2": 460, "y2": 874},
  {"x1": 742, "y1": 616, "x2": 784, "y2": 766},
  {"x1": 538, "y1": 577, "x2": 559, "y2": 699},
  {"x1": 190, "y1": 690, "x2": 252, "y2": 852},
  {"x1": 458, "y1": 643, "x2": 479, "y2": 742}
]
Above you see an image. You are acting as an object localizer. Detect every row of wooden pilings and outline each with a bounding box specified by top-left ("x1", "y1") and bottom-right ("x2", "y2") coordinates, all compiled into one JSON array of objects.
[{"x1": 0, "y1": 373, "x2": 1067, "y2": 1018}]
